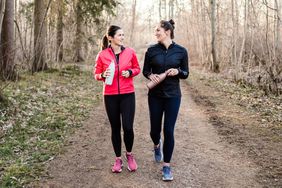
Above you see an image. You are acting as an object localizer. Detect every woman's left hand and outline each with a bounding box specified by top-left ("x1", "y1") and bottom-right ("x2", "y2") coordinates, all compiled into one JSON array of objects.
[
  {"x1": 122, "y1": 70, "x2": 130, "y2": 78},
  {"x1": 167, "y1": 68, "x2": 179, "y2": 76}
]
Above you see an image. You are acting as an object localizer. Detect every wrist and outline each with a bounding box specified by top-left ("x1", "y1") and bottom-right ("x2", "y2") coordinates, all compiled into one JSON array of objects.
[
  {"x1": 127, "y1": 69, "x2": 133, "y2": 76},
  {"x1": 177, "y1": 68, "x2": 181, "y2": 75},
  {"x1": 101, "y1": 72, "x2": 106, "y2": 78}
]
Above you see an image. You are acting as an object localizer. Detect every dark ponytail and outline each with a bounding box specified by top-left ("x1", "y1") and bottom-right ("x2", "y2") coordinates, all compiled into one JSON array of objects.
[
  {"x1": 160, "y1": 19, "x2": 175, "y2": 39},
  {"x1": 101, "y1": 25, "x2": 122, "y2": 50},
  {"x1": 102, "y1": 35, "x2": 109, "y2": 50}
]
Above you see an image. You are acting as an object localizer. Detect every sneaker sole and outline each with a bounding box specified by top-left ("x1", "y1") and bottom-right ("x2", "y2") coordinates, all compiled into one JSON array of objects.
[
  {"x1": 127, "y1": 166, "x2": 138, "y2": 172},
  {"x1": 112, "y1": 168, "x2": 122, "y2": 173},
  {"x1": 112, "y1": 165, "x2": 123, "y2": 173},
  {"x1": 162, "y1": 177, "x2": 173, "y2": 181}
]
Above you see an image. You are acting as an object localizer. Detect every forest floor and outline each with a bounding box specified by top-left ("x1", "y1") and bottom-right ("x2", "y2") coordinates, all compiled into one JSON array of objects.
[
  {"x1": 30, "y1": 66, "x2": 281, "y2": 188},
  {"x1": 0, "y1": 62, "x2": 281, "y2": 187}
]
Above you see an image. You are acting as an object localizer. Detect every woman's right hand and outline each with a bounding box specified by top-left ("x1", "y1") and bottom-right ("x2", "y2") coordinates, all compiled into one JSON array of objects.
[
  {"x1": 149, "y1": 74, "x2": 161, "y2": 83},
  {"x1": 102, "y1": 68, "x2": 111, "y2": 78}
]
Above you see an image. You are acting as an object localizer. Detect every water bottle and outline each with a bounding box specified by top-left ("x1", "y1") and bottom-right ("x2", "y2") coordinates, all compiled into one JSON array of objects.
[
  {"x1": 105, "y1": 60, "x2": 115, "y2": 85},
  {"x1": 146, "y1": 71, "x2": 167, "y2": 89}
]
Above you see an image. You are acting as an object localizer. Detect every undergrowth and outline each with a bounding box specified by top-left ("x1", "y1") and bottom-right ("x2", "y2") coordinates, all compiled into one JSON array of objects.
[{"x1": 0, "y1": 65, "x2": 101, "y2": 187}]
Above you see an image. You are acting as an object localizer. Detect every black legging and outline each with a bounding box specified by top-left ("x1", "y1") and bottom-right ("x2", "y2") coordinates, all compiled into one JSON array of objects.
[
  {"x1": 148, "y1": 96, "x2": 181, "y2": 163},
  {"x1": 104, "y1": 93, "x2": 135, "y2": 157}
]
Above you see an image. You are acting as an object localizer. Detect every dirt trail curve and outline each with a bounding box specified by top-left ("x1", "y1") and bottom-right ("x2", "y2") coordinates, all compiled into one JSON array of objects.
[{"x1": 38, "y1": 77, "x2": 261, "y2": 188}]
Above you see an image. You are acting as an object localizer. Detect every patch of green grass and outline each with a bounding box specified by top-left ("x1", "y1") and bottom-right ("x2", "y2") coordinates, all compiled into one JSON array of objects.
[
  {"x1": 1, "y1": 163, "x2": 32, "y2": 187},
  {"x1": 0, "y1": 145, "x2": 14, "y2": 158},
  {"x1": 0, "y1": 65, "x2": 102, "y2": 187}
]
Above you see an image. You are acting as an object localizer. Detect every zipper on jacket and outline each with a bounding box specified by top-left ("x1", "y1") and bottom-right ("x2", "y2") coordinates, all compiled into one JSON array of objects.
[
  {"x1": 164, "y1": 50, "x2": 168, "y2": 73},
  {"x1": 110, "y1": 47, "x2": 121, "y2": 94},
  {"x1": 116, "y1": 54, "x2": 120, "y2": 94},
  {"x1": 112, "y1": 52, "x2": 120, "y2": 95}
]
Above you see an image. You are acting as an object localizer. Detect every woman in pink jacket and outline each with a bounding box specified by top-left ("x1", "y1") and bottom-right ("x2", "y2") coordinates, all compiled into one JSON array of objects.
[{"x1": 94, "y1": 25, "x2": 140, "y2": 173}]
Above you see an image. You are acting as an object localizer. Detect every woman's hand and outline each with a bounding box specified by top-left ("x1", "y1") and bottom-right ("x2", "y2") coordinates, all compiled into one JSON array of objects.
[
  {"x1": 167, "y1": 68, "x2": 179, "y2": 76},
  {"x1": 102, "y1": 68, "x2": 111, "y2": 78},
  {"x1": 122, "y1": 70, "x2": 130, "y2": 78},
  {"x1": 149, "y1": 74, "x2": 161, "y2": 83}
]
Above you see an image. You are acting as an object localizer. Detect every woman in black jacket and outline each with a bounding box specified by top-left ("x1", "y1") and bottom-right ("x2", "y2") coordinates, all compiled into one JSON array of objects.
[{"x1": 142, "y1": 19, "x2": 189, "y2": 181}]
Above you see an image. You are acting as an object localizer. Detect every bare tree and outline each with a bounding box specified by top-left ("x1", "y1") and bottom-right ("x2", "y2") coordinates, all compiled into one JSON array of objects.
[
  {"x1": 201, "y1": 0, "x2": 210, "y2": 66},
  {"x1": 236, "y1": 0, "x2": 248, "y2": 80},
  {"x1": 74, "y1": 0, "x2": 84, "y2": 62},
  {"x1": 159, "y1": 0, "x2": 162, "y2": 20},
  {"x1": 210, "y1": 0, "x2": 219, "y2": 72},
  {"x1": 0, "y1": 0, "x2": 6, "y2": 35},
  {"x1": 56, "y1": 0, "x2": 64, "y2": 62},
  {"x1": 168, "y1": 0, "x2": 174, "y2": 19},
  {"x1": 274, "y1": 0, "x2": 280, "y2": 55},
  {"x1": 32, "y1": 0, "x2": 52, "y2": 72},
  {"x1": 129, "y1": 0, "x2": 137, "y2": 46},
  {"x1": 231, "y1": 0, "x2": 237, "y2": 77},
  {"x1": 159, "y1": 0, "x2": 167, "y2": 20},
  {"x1": 0, "y1": 0, "x2": 16, "y2": 80}
]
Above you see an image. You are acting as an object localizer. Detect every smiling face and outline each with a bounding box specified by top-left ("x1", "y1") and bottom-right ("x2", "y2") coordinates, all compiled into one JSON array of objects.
[
  {"x1": 109, "y1": 29, "x2": 124, "y2": 46},
  {"x1": 155, "y1": 24, "x2": 170, "y2": 43}
]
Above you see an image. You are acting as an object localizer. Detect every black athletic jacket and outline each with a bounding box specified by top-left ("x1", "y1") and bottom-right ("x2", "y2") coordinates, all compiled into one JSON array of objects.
[{"x1": 143, "y1": 42, "x2": 189, "y2": 98}]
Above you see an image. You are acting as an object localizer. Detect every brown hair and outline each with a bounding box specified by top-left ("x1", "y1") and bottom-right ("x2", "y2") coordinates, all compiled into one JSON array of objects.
[
  {"x1": 160, "y1": 19, "x2": 175, "y2": 39},
  {"x1": 101, "y1": 25, "x2": 122, "y2": 50}
]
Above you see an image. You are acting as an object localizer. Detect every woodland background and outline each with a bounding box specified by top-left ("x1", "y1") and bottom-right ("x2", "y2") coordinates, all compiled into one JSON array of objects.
[
  {"x1": 0, "y1": 0, "x2": 281, "y2": 95},
  {"x1": 0, "y1": 0, "x2": 281, "y2": 187}
]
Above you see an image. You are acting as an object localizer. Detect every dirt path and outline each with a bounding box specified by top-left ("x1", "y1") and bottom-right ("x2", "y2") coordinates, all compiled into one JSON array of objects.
[{"x1": 37, "y1": 78, "x2": 261, "y2": 188}]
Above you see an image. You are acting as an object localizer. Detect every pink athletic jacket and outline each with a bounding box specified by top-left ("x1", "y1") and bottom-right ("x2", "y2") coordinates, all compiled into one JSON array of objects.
[{"x1": 94, "y1": 47, "x2": 140, "y2": 95}]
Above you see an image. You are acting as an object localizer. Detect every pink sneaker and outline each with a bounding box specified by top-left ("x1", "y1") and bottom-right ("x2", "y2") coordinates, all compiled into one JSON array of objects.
[
  {"x1": 112, "y1": 158, "x2": 123, "y2": 173},
  {"x1": 126, "y1": 153, "x2": 138, "y2": 172}
]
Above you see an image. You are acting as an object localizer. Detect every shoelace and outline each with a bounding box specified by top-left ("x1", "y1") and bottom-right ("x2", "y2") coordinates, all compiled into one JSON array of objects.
[
  {"x1": 163, "y1": 166, "x2": 171, "y2": 174},
  {"x1": 154, "y1": 147, "x2": 161, "y2": 155},
  {"x1": 127, "y1": 154, "x2": 134, "y2": 161},
  {"x1": 115, "y1": 159, "x2": 122, "y2": 165}
]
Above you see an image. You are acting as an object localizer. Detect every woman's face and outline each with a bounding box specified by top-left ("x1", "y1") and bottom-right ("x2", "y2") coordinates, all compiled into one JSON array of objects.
[
  {"x1": 155, "y1": 24, "x2": 170, "y2": 42},
  {"x1": 110, "y1": 29, "x2": 124, "y2": 46}
]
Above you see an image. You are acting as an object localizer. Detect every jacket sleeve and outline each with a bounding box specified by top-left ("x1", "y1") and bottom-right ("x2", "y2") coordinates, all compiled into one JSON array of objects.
[
  {"x1": 129, "y1": 51, "x2": 140, "y2": 77},
  {"x1": 142, "y1": 50, "x2": 151, "y2": 79},
  {"x1": 178, "y1": 49, "x2": 189, "y2": 79},
  {"x1": 93, "y1": 53, "x2": 105, "y2": 81}
]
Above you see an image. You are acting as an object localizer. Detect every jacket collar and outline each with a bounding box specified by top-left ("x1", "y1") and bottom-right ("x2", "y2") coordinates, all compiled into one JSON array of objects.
[
  {"x1": 158, "y1": 41, "x2": 175, "y2": 50},
  {"x1": 108, "y1": 45, "x2": 125, "y2": 55}
]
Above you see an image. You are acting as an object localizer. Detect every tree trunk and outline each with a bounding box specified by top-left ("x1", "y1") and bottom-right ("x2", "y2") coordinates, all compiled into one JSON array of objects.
[
  {"x1": 129, "y1": 0, "x2": 136, "y2": 47},
  {"x1": 56, "y1": 0, "x2": 64, "y2": 62},
  {"x1": 32, "y1": 0, "x2": 48, "y2": 73},
  {"x1": 159, "y1": 0, "x2": 162, "y2": 20},
  {"x1": 0, "y1": 0, "x2": 16, "y2": 80},
  {"x1": 231, "y1": 0, "x2": 237, "y2": 73},
  {"x1": 168, "y1": 0, "x2": 174, "y2": 19},
  {"x1": 201, "y1": 0, "x2": 210, "y2": 66},
  {"x1": 0, "y1": 0, "x2": 5, "y2": 73},
  {"x1": 0, "y1": 0, "x2": 5, "y2": 83},
  {"x1": 237, "y1": 0, "x2": 248, "y2": 80},
  {"x1": 0, "y1": 0, "x2": 6, "y2": 36},
  {"x1": 274, "y1": 0, "x2": 280, "y2": 55},
  {"x1": 74, "y1": 0, "x2": 84, "y2": 62},
  {"x1": 164, "y1": 0, "x2": 167, "y2": 20},
  {"x1": 159, "y1": 0, "x2": 168, "y2": 20},
  {"x1": 210, "y1": 0, "x2": 219, "y2": 72},
  {"x1": 265, "y1": 0, "x2": 271, "y2": 59}
]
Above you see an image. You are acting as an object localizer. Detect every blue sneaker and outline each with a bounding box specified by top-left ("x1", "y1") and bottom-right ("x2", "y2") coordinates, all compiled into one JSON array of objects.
[
  {"x1": 162, "y1": 166, "x2": 173, "y2": 181},
  {"x1": 154, "y1": 139, "x2": 163, "y2": 162}
]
